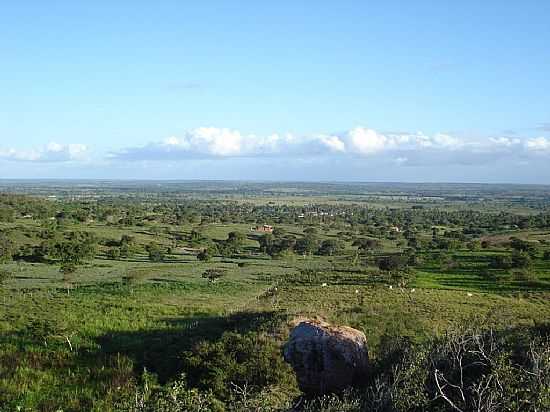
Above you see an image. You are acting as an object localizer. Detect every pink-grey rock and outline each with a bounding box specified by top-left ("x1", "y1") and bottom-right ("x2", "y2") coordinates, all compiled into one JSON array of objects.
[{"x1": 283, "y1": 319, "x2": 369, "y2": 394}]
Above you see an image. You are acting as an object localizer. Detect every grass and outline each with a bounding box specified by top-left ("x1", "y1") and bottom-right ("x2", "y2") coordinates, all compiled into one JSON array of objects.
[{"x1": 2, "y1": 219, "x2": 550, "y2": 410}]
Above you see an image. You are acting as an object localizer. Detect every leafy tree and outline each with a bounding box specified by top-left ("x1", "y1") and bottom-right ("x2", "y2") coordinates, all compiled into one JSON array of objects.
[
  {"x1": 147, "y1": 243, "x2": 166, "y2": 262},
  {"x1": 512, "y1": 269, "x2": 537, "y2": 283},
  {"x1": 118, "y1": 235, "x2": 138, "y2": 258},
  {"x1": 377, "y1": 255, "x2": 408, "y2": 273},
  {"x1": 258, "y1": 233, "x2": 274, "y2": 254},
  {"x1": 190, "y1": 229, "x2": 202, "y2": 243},
  {"x1": 106, "y1": 247, "x2": 121, "y2": 260},
  {"x1": 353, "y1": 238, "x2": 381, "y2": 252},
  {"x1": 0, "y1": 269, "x2": 12, "y2": 288},
  {"x1": 318, "y1": 239, "x2": 345, "y2": 256},
  {"x1": 272, "y1": 227, "x2": 286, "y2": 237},
  {"x1": 489, "y1": 254, "x2": 513, "y2": 269},
  {"x1": 0, "y1": 206, "x2": 15, "y2": 222},
  {"x1": 60, "y1": 263, "x2": 77, "y2": 294},
  {"x1": 197, "y1": 249, "x2": 212, "y2": 262},
  {"x1": 0, "y1": 232, "x2": 16, "y2": 263},
  {"x1": 303, "y1": 227, "x2": 318, "y2": 236},
  {"x1": 510, "y1": 237, "x2": 536, "y2": 254},
  {"x1": 202, "y1": 269, "x2": 226, "y2": 283},
  {"x1": 511, "y1": 251, "x2": 531, "y2": 269},
  {"x1": 295, "y1": 235, "x2": 320, "y2": 256},
  {"x1": 49, "y1": 232, "x2": 97, "y2": 267},
  {"x1": 123, "y1": 268, "x2": 149, "y2": 289},
  {"x1": 466, "y1": 240, "x2": 481, "y2": 251}
]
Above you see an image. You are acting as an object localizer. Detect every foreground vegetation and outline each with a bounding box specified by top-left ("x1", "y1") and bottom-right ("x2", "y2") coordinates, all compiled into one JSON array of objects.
[{"x1": 1, "y1": 182, "x2": 549, "y2": 411}]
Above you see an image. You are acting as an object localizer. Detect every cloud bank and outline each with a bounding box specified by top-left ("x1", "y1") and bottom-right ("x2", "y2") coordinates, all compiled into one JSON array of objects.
[
  {"x1": 0, "y1": 142, "x2": 88, "y2": 162},
  {"x1": 110, "y1": 126, "x2": 550, "y2": 166}
]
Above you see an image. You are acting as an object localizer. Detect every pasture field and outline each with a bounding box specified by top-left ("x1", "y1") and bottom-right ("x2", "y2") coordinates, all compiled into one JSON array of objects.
[{"x1": 1, "y1": 182, "x2": 549, "y2": 411}]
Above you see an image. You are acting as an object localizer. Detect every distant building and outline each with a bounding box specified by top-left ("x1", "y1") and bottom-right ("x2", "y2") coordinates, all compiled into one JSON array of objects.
[{"x1": 253, "y1": 224, "x2": 274, "y2": 233}]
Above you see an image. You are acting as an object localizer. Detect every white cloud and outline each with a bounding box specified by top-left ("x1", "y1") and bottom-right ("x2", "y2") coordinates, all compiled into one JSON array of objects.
[
  {"x1": 489, "y1": 137, "x2": 521, "y2": 147},
  {"x1": 0, "y1": 142, "x2": 88, "y2": 162},
  {"x1": 347, "y1": 127, "x2": 390, "y2": 154},
  {"x1": 525, "y1": 137, "x2": 550, "y2": 152},
  {"x1": 316, "y1": 134, "x2": 346, "y2": 153},
  {"x1": 110, "y1": 126, "x2": 550, "y2": 168}
]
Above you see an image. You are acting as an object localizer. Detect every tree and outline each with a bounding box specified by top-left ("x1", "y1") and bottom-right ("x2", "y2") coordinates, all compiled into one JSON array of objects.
[
  {"x1": 147, "y1": 243, "x2": 165, "y2": 262},
  {"x1": 49, "y1": 232, "x2": 97, "y2": 282},
  {"x1": 466, "y1": 240, "x2": 481, "y2": 251},
  {"x1": 488, "y1": 254, "x2": 513, "y2": 270},
  {"x1": 511, "y1": 251, "x2": 531, "y2": 269},
  {"x1": 123, "y1": 268, "x2": 149, "y2": 290},
  {"x1": 352, "y1": 238, "x2": 381, "y2": 253},
  {"x1": 0, "y1": 232, "x2": 16, "y2": 263},
  {"x1": 190, "y1": 229, "x2": 202, "y2": 243},
  {"x1": 202, "y1": 269, "x2": 226, "y2": 283},
  {"x1": 272, "y1": 227, "x2": 286, "y2": 237},
  {"x1": 295, "y1": 235, "x2": 319, "y2": 256},
  {"x1": 0, "y1": 207, "x2": 15, "y2": 222},
  {"x1": 60, "y1": 263, "x2": 77, "y2": 294},
  {"x1": 0, "y1": 269, "x2": 12, "y2": 289},
  {"x1": 510, "y1": 237, "x2": 536, "y2": 255},
  {"x1": 318, "y1": 239, "x2": 345, "y2": 256},
  {"x1": 106, "y1": 247, "x2": 121, "y2": 260},
  {"x1": 221, "y1": 231, "x2": 246, "y2": 255},
  {"x1": 119, "y1": 235, "x2": 138, "y2": 258},
  {"x1": 377, "y1": 255, "x2": 408, "y2": 273},
  {"x1": 258, "y1": 233, "x2": 274, "y2": 254},
  {"x1": 197, "y1": 249, "x2": 212, "y2": 262},
  {"x1": 303, "y1": 227, "x2": 318, "y2": 236}
]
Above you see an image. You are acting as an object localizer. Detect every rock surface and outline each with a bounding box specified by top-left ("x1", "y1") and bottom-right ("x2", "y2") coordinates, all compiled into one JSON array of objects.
[{"x1": 283, "y1": 319, "x2": 369, "y2": 394}]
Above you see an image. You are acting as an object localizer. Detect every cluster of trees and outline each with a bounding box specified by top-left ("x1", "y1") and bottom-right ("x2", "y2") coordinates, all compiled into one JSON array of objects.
[
  {"x1": 258, "y1": 228, "x2": 345, "y2": 258},
  {"x1": 5, "y1": 192, "x2": 550, "y2": 236}
]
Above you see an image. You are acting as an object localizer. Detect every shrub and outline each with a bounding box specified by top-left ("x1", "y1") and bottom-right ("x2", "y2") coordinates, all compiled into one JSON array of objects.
[
  {"x1": 201, "y1": 269, "x2": 226, "y2": 283},
  {"x1": 382, "y1": 323, "x2": 550, "y2": 411},
  {"x1": 146, "y1": 243, "x2": 165, "y2": 262},
  {"x1": 488, "y1": 254, "x2": 513, "y2": 269},
  {"x1": 0, "y1": 269, "x2": 12, "y2": 287},
  {"x1": 181, "y1": 332, "x2": 294, "y2": 401},
  {"x1": 197, "y1": 249, "x2": 211, "y2": 262}
]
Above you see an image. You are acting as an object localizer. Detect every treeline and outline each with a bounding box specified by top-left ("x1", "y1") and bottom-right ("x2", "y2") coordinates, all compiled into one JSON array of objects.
[{"x1": 3, "y1": 194, "x2": 550, "y2": 232}]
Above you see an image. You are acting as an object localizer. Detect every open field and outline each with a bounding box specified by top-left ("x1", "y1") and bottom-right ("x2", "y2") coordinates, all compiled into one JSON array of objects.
[{"x1": 1, "y1": 182, "x2": 550, "y2": 411}]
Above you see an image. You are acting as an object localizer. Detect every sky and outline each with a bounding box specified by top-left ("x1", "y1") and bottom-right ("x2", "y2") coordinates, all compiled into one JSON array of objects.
[{"x1": 1, "y1": 1, "x2": 550, "y2": 183}]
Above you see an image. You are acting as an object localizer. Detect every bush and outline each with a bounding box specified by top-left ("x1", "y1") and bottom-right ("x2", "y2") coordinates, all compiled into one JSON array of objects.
[
  {"x1": 181, "y1": 332, "x2": 294, "y2": 401},
  {"x1": 0, "y1": 269, "x2": 12, "y2": 287},
  {"x1": 106, "y1": 247, "x2": 121, "y2": 260},
  {"x1": 197, "y1": 249, "x2": 211, "y2": 262},
  {"x1": 488, "y1": 254, "x2": 513, "y2": 269},
  {"x1": 146, "y1": 243, "x2": 165, "y2": 262},
  {"x1": 512, "y1": 269, "x2": 538, "y2": 283},
  {"x1": 378, "y1": 323, "x2": 550, "y2": 411},
  {"x1": 201, "y1": 269, "x2": 226, "y2": 283}
]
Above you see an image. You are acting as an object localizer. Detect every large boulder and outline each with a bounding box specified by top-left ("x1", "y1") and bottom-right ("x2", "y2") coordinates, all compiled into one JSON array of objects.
[{"x1": 283, "y1": 319, "x2": 369, "y2": 394}]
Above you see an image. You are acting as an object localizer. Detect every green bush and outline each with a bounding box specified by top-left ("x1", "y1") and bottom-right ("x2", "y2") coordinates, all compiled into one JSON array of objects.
[{"x1": 181, "y1": 331, "x2": 294, "y2": 401}]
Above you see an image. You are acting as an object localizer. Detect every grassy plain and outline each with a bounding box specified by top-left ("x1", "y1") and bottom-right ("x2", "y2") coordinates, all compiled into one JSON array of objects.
[{"x1": 1, "y1": 184, "x2": 550, "y2": 410}]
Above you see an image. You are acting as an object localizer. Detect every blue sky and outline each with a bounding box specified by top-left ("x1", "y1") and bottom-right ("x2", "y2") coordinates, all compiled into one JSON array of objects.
[{"x1": 1, "y1": 1, "x2": 550, "y2": 182}]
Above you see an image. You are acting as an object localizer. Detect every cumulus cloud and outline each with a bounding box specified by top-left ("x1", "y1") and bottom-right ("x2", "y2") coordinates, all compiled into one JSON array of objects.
[
  {"x1": 525, "y1": 137, "x2": 550, "y2": 152},
  {"x1": 0, "y1": 142, "x2": 88, "y2": 162},
  {"x1": 109, "y1": 126, "x2": 550, "y2": 167}
]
